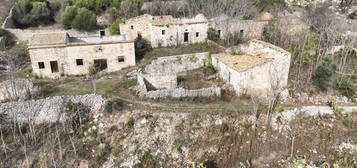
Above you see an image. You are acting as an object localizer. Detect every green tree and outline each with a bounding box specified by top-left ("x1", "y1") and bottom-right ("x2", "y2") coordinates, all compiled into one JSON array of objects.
[
  {"x1": 28, "y1": 2, "x2": 52, "y2": 25},
  {"x1": 109, "y1": 18, "x2": 121, "y2": 35},
  {"x1": 62, "y1": 6, "x2": 78, "y2": 29},
  {"x1": 12, "y1": 0, "x2": 55, "y2": 27},
  {"x1": 335, "y1": 75, "x2": 357, "y2": 99},
  {"x1": 71, "y1": 8, "x2": 97, "y2": 30},
  {"x1": 207, "y1": 27, "x2": 220, "y2": 42},
  {"x1": 134, "y1": 34, "x2": 152, "y2": 62},
  {"x1": 313, "y1": 56, "x2": 337, "y2": 90}
]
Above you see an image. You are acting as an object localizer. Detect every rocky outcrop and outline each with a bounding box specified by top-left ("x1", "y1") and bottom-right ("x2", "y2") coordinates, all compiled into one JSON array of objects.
[
  {"x1": 0, "y1": 94, "x2": 105, "y2": 126},
  {"x1": 0, "y1": 78, "x2": 38, "y2": 102}
]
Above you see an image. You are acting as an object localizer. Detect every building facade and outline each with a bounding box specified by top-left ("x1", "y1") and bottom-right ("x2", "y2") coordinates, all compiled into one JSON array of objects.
[
  {"x1": 209, "y1": 13, "x2": 273, "y2": 40},
  {"x1": 28, "y1": 32, "x2": 135, "y2": 78},
  {"x1": 212, "y1": 40, "x2": 291, "y2": 98},
  {"x1": 120, "y1": 14, "x2": 208, "y2": 47}
]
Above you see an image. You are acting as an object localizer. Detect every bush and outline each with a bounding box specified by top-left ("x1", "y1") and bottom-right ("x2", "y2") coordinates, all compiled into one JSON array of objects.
[
  {"x1": 28, "y1": 2, "x2": 52, "y2": 25},
  {"x1": 335, "y1": 75, "x2": 357, "y2": 99},
  {"x1": 71, "y1": 8, "x2": 97, "y2": 30},
  {"x1": 12, "y1": 0, "x2": 55, "y2": 28},
  {"x1": 312, "y1": 56, "x2": 337, "y2": 90},
  {"x1": 134, "y1": 34, "x2": 152, "y2": 61},
  {"x1": 254, "y1": 0, "x2": 286, "y2": 9},
  {"x1": 104, "y1": 98, "x2": 125, "y2": 114},
  {"x1": 62, "y1": 6, "x2": 78, "y2": 29},
  {"x1": 207, "y1": 27, "x2": 220, "y2": 42},
  {"x1": 109, "y1": 18, "x2": 122, "y2": 35},
  {"x1": 261, "y1": 20, "x2": 282, "y2": 46}
]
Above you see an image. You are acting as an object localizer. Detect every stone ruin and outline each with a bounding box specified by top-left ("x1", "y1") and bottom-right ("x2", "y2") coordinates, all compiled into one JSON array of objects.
[{"x1": 137, "y1": 52, "x2": 222, "y2": 99}]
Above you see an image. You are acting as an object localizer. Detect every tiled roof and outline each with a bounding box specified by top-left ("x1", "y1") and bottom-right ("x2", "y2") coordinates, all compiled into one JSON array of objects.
[
  {"x1": 213, "y1": 50, "x2": 273, "y2": 71},
  {"x1": 30, "y1": 32, "x2": 68, "y2": 46}
]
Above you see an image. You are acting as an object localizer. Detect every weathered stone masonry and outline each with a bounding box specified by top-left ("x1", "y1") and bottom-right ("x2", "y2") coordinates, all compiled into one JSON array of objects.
[{"x1": 29, "y1": 32, "x2": 136, "y2": 78}]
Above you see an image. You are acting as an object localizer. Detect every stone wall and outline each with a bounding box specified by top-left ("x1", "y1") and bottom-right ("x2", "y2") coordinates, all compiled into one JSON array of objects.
[
  {"x1": 142, "y1": 87, "x2": 221, "y2": 99},
  {"x1": 0, "y1": 37, "x2": 5, "y2": 50},
  {"x1": 0, "y1": 78, "x2": 38, "y2": 102},
  {"x1": 144, "y1": 52, "x2": 210, "y2": 74},
  {"x1": 6, "y1": 28, "x2": 103, "y2": 42},
  {"x1": 29, "y1": 41, "x2": 135, "y2": 78},
  {"x1": 0, "y1": 94, "x2": 105, "y2": 125},
  {"x1": 212, "y1": 40, "x2": 291, "y2": 97},
  {"x1": 138, "y1": 73, "x2": 177, "y2": 90},
  {"x1": 209, "y1": 17, "x2": 268, "y2": 40},
  {"x1": 120, "y1": 14, "x2": 208, "y2": 48},
  {"x1": 150, "y1": 21, "x2": 208, "y2": 48},
  {"x1": 212, "y1": 55, "x2": 273, "y2": 97},
  {"x1": 137, "y1": 72, "x2": 221, "y2": 99}
]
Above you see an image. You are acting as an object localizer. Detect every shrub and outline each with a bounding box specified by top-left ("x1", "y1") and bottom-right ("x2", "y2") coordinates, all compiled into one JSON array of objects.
[
  {"x1": 134, "y1": 34, "x2": 152, "y2": 61},
  {"x1": 261, "y1": 20, "x2": 282, "y2": 46},
  {"x1": 207, "y1": 27, "x2": 220, "y2": 42},
  {"x1": 28, "y1": 2, "x2": 52, "y2": 25},
  {"x1": 109, "y1": 18, "x2": 122, "y2": 35},
  {"x1": 71, "y1": 8, "x2": 97, "y2": 30},
  {"x1": 12, "y1": 0, "x2": 55, "y2": 28},
  {"x1": 312, "y1": 56, "x2": 337, "y2": 90},
  {"x1": 254, "y1": 0, "x2": 286, "y2": 9},
  {"x1": 126, "y1": 117, "x2": 135, "y2": 129},
  {"x1": 62, "y1": 6, "x2": 78, "y2": 29},
  {"x1": 203, "y1": 61, "x2": 216, "y2": 75},
  {"x1": 104, "y1": 98, "x2": 125, "y2": 114},
  {"x1": 335, "y1": 75, "x2": 357, "y2": 99},
  {"x1": 49, "y1": 0, "x2": 61, "y2": 11}
]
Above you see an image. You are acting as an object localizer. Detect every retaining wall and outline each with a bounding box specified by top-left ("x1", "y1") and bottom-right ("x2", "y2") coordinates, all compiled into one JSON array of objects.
[
  {"x1": 138, "y1": 73, "x2": 177, "y2": 90},
  {"x1": 144, "y1": 52, "x2": 210, "y2": 74},
  {"x1": 143, "y1": 87, "x2": 221, "y2": 99},
  {"x1": 137, "y1": 72, "x2": 221, "y2": 99},
  {"x1": 0, "y1": 94, "x2": 105, "y2": 124}
]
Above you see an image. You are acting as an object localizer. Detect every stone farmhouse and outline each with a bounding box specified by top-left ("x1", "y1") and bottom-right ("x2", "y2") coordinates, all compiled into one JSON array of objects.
[
  {"x1": 209, "y1": 13, "x2": 273, "y2": 40},
  {"x1": 28, "y1": 32, "x2": 135, "y2": 78},
  {"x1": 212, "y1": 40, "x2": 291, "y2": 97},
  {"x1": 120, "y1": 14, "x2": 208, "y2": 47}
]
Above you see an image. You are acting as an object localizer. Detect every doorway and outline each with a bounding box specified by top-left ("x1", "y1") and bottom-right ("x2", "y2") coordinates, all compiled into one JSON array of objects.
[
  {"x1": 94, "y1": 59, "x2": 108, "y2": 72},
  {"x1": 184, "y1": 32, "x2": 189, "y2": 42},
  {"x1": 50, "y1": 61, "x2": 59, "y2": 73}
]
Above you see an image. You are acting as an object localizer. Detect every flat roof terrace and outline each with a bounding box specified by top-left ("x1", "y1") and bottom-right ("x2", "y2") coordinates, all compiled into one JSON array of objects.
[{"x1": 212, "y1": 50, "x2": 273, "y2": 72}]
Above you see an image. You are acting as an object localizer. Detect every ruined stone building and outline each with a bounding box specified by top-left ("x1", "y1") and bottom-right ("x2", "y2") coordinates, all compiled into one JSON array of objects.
[
  {"x1": 212, "y1": 40, "x2": 291, "y2": 97},
  {"x1": 120, "y1": 14, "x2": 208, "y2": 47},
  {"x1": 209, "y1": 13, "x2": 273, "y2": 40},
  {"x1": 28, "y1": 32, "x2": 135, "y2": 78}
]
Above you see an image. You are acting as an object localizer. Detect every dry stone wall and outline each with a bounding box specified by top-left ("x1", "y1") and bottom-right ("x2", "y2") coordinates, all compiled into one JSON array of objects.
[
  {"x1": 137, "y1": 73, "x2": 221, "y2": 99},
  {"x1": 0, "y1": 94, "x2": 105, "y2": 125},
  {"x1": 144, "y1": 52, "x2": 210, "y2": 74},
  {"x1": 143, "y1": 87, "x2": 221, "y2": 99},
  {"x1": 139, "y1": 73, "x2": 177, "y2": 90}
]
